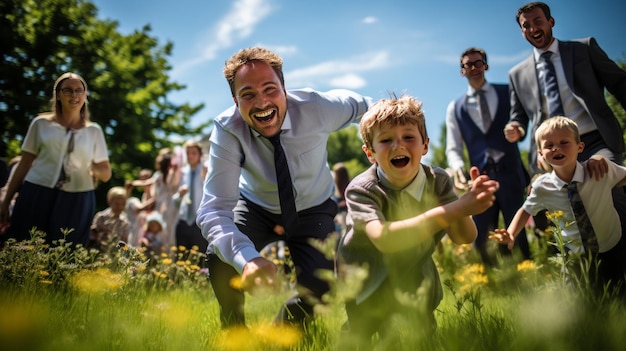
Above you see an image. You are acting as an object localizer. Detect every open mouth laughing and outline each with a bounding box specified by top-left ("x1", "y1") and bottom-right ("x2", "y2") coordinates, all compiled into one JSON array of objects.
[
  {"x1": 390, "y1": 155, "x2": 410, "y2": 168},
  {"x1": 252, "y1": 109, "x2": 276, "y2": 123}
]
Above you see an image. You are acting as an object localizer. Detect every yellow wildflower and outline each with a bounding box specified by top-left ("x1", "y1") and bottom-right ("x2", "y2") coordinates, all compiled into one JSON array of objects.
[
  {"x1": 70, "y1": 268, "x2": 125, "y2": 294},
  {"x1": 517, "y1": 260, "x2": 537, "y2": 272},
  {"x1": 229, "y1": 276, "x2": 244, "y2": 290}
]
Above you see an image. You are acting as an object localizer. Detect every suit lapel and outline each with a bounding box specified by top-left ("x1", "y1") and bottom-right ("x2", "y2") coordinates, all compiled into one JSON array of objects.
[
  {"x1": 521, "y1": 55, "x2": 541, "y2": 102},
  {"x1": 559, "y1": 41, "x2": 575, "y2": 93}
]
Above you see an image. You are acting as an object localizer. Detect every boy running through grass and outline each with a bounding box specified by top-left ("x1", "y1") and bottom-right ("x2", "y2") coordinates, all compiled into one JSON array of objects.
[
  {"x1": 337, "y1": 95, "x2": 499, "y2": 349},
  {"x1": 493, "y1": 116, "x2": 626, "y2": 294}
]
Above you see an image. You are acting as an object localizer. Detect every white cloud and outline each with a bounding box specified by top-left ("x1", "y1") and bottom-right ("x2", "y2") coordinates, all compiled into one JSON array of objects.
[
  {"x1": 329, "y1": 74, "x2": 367, "y2": 89},
  {"x1": 285, "y1": 51, "x2": 389, "y2": 88},
  {"x1": 362, "y1": 16, "x2": 378, "y2": 24},
  {"x1": 172, "y1": 0, "x2": 274, "y2": 77},
  {"x1": 254, "y1": 44, "x2": 298, "y2": 57}
]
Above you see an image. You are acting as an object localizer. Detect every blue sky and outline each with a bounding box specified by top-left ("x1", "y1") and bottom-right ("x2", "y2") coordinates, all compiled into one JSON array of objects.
[{"x1": 93, "y1": 0, "x2": 625, "y2": 160}]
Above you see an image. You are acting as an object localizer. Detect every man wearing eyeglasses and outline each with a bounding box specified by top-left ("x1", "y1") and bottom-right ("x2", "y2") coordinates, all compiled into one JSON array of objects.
[{"x1": 445, "y1": 47, "x2": 530, "y2": 266}]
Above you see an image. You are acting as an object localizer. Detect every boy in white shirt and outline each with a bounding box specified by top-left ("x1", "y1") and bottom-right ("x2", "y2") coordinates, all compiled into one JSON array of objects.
[{"x1": 493, "y1": 116, "x2": 626, "y2": 294}]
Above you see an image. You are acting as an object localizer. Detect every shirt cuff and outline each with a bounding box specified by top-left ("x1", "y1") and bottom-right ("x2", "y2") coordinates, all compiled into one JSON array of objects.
[{"x1": 232, "y1": 247, "x2": 262, "y2": 274}]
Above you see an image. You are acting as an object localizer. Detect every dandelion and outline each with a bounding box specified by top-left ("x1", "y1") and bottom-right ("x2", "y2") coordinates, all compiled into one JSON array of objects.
[
  {"x1": 454, "y1": 263, "x2": 488, "y2": 293},
  {"x1": 216, "y1": 326, "x2": 258, "y2": 351},
  {"x1": 517, "y1": 259, "x2": 537, "y2": 272},
  {"x1": 162, "y1": 258, "x2": 173, "y2": 265},
  {"x1": 229, "y1": 276, "x2": 244, "y2": 290},
  {"x1": 215, "y1": 323, "x2": 301, "y2": 351},
  {"x1": 70, "y1": 268, "x2": 125, "y2": 294},
  {"x1": 255, "y1": 322, "x2": 301, "y2": 347},
  {"x1": 470, "y1": 274, "x2": 489, "y2": 285}
]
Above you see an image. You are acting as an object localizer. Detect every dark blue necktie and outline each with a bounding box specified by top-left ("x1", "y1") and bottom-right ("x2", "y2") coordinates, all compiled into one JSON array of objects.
[
  {"x1": 567, "y1": 182, "x2": 599, "y2": 254},
  {"x1": 269, "y1": 132, "x2": 298, "y2": 234},
  {"x1": 541, "y1": 51, "x2": 564, "y2": 117}
]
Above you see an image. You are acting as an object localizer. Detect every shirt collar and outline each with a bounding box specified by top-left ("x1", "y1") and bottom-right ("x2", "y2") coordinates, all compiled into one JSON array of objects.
[
  {"x1": 376, "y1": 164, "x2": 427, "y2": 201},
  {"x1": 549, "y1": 161, "x2": 584, "y2": 188},
  {"x1": 533, "y1": 38, "x2": 561, "y2": 61},
  {"x1": 467, "y1": 82, "x2": 491, "y2": 97}
]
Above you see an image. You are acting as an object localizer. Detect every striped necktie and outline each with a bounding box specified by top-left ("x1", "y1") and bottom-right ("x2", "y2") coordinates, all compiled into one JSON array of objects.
[
  {"x1": 541, "y1": 51, "x2": 564, "y2": 117},
  {"x1": 476, "y1": 89, "x2": 491, "y2": 132},
  {"x1": 567, "y1": 182, "x2": 599, "y2": 254}
]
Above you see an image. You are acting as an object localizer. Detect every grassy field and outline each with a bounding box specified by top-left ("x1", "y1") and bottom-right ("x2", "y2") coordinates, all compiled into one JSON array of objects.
[{"x1": 1, "y1": 224, "x2": 625, "y2": 351}]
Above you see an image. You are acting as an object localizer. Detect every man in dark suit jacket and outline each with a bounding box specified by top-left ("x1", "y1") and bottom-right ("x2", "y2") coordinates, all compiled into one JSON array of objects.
[
  {"x1": 504, "y1": 1, "x2": 626, "y2": 236},
  {"x1": 446, "y1": 47, "x2": 530, "y2": 266},
  {"x1": 505, "y1": 2, "x2": 626, "y2": 172}
]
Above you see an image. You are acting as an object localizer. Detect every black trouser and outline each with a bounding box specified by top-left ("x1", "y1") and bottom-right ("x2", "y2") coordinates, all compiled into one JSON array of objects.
[
  {"x1": 175, "y1": 219, "x2": 207, "y2": 252},
  {"x1": 176, "y1": 220, "x2": 208, "y2": 266},
  {"x1": 594, "y1": 236, "x2": 626, "y2": 295},
  {"x1": 207, "y1": 196, "x2": 337, "y2": 328}
]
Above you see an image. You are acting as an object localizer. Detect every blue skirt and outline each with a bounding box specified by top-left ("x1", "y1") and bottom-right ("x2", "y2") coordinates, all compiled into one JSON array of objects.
[{"x1": 6, "y1": 181, "x2": 95, "y2": 246}]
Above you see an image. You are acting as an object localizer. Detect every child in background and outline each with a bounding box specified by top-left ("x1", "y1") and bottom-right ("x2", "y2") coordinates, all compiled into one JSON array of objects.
[
  {"x1": 141, "y1": 212, "x2": 166, "y2": 256},
  {"x1": 337, "y1": 95, "x2": 499, "y2": 349},
  {"x1": 492, "y1": 116, "x2": 626, "y2": 294},
  {"x1": 125, "y1": 169, "x2": 155, "y2": 247},
  {"x1": 90, "y1": 186, "x2": 131, "y2": 252}
]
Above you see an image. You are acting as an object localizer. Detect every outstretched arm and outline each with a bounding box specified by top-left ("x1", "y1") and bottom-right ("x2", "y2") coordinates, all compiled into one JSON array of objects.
[
  {"x1": 491, "y1": 207, "x2": 531, "y2": 250},
  {"x1": 365, "y1": 166, "x2": 498, "y2": 253}
]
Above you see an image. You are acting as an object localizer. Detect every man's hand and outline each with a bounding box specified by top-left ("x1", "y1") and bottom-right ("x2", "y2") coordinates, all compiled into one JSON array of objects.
[
  {"x1": 586, "y1": 155, "x2": 609, "y2": 181},
  {"x1": 458, "y1": 166, "x2": 499, "y2": 216},
  {"x1": 537, "y1": 155, "x2": 553, "y2": 173},
  {"x1": 453, "y1": 168, "x2": 470, "y2": 191},
  {"x1": 504, "y1": 122, "x2": 524, "y2": 143},
  {"x1": 241, "y1": 257, "x2": 278, "y2": 294}
]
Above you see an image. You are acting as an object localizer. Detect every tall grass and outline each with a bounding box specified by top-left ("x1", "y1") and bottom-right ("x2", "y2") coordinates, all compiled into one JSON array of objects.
[{"x1": 1, "y1": 218, "x2": 625, "y2": 351}]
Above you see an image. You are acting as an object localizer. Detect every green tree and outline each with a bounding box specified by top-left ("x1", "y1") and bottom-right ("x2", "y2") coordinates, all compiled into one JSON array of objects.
[
  {"x1": 327, "y1": 125, "x2": 370, "y2": 178},
  {"x1": 0, "y1": 0, "x2": 208, "y2": 207},
  {"x1": 427, "y1": 123, "x2": 450, "y2": 169}
]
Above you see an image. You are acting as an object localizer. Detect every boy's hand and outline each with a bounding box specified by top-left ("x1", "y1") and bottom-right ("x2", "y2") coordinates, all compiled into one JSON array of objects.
[
  {"x1": 586, "y1": 155, "x2": 609, "y2": 181},
  {"x1": 460, "y1": 166, "x2": 498, "y2": 215},
  {"x1": 489, "y1": 229, "x2": 516, "y2": 250}
]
